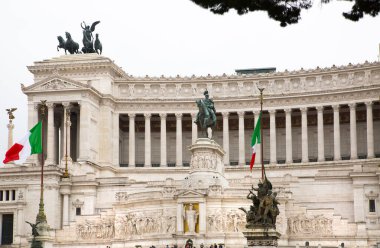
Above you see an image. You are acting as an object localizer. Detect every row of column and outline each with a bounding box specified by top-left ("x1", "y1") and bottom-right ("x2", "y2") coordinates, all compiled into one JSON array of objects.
[
  {"x1": 30, "y1": 101, "x2": 91, "y2": 165},
  {"x1": 127, "y1": 101, "x2": 376, "y2": 166}
]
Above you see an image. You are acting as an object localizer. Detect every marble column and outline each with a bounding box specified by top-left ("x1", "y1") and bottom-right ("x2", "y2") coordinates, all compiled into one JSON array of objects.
[
  {"x1": 128, "y1": 113, "x2": 136, "y2": 167},
  {"x1": 191, "y1": 113, "x2": 197, "y2": 144},
  {"x1": 349, "y1": 103, "x2": 357, "y2": 160},
  {"x1": 300, "y1": 107, "x2": 309, "y2": 163},
  {"x1": 365, "y1": 101, "x2": 374, "y2": 158},
  {"x1": 222, "y1": 112, "x2": 230, "y2": 165},
  {"x1": 238, "y1": 111, "x2": 245, "y2": 165},
  {"x1": 7, "y1": 121, "x2": 14, "y2": 149},
  {"x1": 284, "y1": 108, "x2": 292, "y2": 164},
  {"x1": 176, "y1": 113, "x2": 183, "y2": 166},
  {"x1": 26, "y1": 103, "x2": 39, "y2": 164},
  {"x1": 316, "y1": 106, "x2": 325, "y2": 162},
  {"x1": 253, "y1": 111, "x2": 261, "y2": 165},
  {"x1": 60, "y1": 178, "x2": 72, "y2": 227},
  {"x1": 62, "y1": 102, "x2": 72, "y2": 162},
  {"x1": 160, "y1": 113, "x2": 167, "y2": 166},
  {"x1": 78, "y1": 101, "x2": 90, "y2": 161},
  {"x1": 46, "y1": 103, "x2": 55, "y2": 165},
  {"x1": 332, "y1": 105, "x2": 341, "y2": 161},
  {"x1": 113, "y1": 112, "x2": 119, "y2": 165},
  {"x1": 269, "y1": 109, "x2": 277, "y2": 164},
  {"x1": 199, "y1": 202, "x2": 206, "y2": 234},
  {"x1": 144, "y1": 113, "x2": 151, "y2": 167},
  {"x1": 176, "y1": 203, "x2": 184, "y2": 233}
]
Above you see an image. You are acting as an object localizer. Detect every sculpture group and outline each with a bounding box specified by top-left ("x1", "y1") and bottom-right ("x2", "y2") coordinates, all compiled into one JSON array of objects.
[
  {"x1": 57, "y1": 21, "x2": 102, "y2": 55},
  {"x1": 239, "y1": 177, "x2": 280, "y2": 228}
]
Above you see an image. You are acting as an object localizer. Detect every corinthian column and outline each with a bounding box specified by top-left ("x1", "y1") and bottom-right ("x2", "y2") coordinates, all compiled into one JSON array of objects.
[
  {"x1": 46, "y1": 103, "x2": 55, "y2": 165},
  {"x1": 176, "y1": 113, "x2": 183, "y2": 166},
  {"x1": 348, "y1": 103, "x2": 357, "y2": 160},
  {"x1": 128, "y1": 113, "x2": 136, "y2": 167},
  {"x1": 269, "y1": 109, "x2": 277, "y2": 164},
  {"x1": 160, "y1": 113, "x2": 167, "y2": 166},
  {"x1": 332, "y1": 105, "x2": 341, "y2": 161},
  {"x1": 62, "y1": 102, "x2": 72, "y2": 162},
  {"x1": 238, "y1": 111, "x2": 245, "y2": 166},
  {"x1": 191, "y1": 113, "x2": 198, "y2": 144},
  {"x1": 316, "y1": 106, "x2": 325, "y2": 162},
  {"x1": 284, "y1": 108, "x2": 292, "y2": 164},
  {"x1": 300, "y1": 107, "x2": 309, "y2": 163},
  {"x1": 365, "y1": 101, "x2": 374, "y2": 158},
  {"x1": 222, "y1": 112, "x2": 230, "y2": 165},
  {"x1": 144, "y1": 113, "x2": 151, "y2": 167}
]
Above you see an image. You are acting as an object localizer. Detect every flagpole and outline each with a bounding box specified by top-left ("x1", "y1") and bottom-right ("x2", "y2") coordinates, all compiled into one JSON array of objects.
[
  {"x1": 258, "y1": 88, "x2": 265, "y2": 180},
  {"x1": 37, "y1": 100, "x2": 47, "y2": 223}
]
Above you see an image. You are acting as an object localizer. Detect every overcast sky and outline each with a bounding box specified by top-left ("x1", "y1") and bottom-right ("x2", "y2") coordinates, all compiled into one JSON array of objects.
[{"x1": 0, "y1": 0, "x2": 379, "y2": 162}]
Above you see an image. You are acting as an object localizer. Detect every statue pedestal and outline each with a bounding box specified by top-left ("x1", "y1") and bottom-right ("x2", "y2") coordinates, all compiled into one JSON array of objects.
[
  {"x1": 243, "y1": 227, "x2": 281, "y2": 248},
  {"x1": 185, "y1": 138, "x2": 228, "y2": 189}
]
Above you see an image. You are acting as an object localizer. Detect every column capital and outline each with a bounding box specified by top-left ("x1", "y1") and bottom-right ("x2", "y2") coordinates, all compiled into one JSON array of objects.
[
  {"x1": 268, "y1": 109, "x2": 276, "y2": 115},
  {"x1": 253, "y1": 110, "x2": 261, "y2": 115},
  {"x1": 348, "y1": 102, "x2": 357, "y2": 109},
  {"x1": 128, "y1": 113, "x2": 136, "y2": 119},
  {"x1": 365, "y1": 101, "x2": 373, "y2": 107},
  {"x1": 144, "y1": 113, "x2": 152, "y2": 119},
  {"x1": 284, "y1": 108, "x2": 292, "y2": 114},
  {"x1": 316, "y1": 106, "x2": 324, "y2": 112},
  {"x1": 190, "y1": 112, "x2": 197, "y2": 119},
  {"x1": 332, "y1": 104, "x2": 340, "y2": 112},
  {"x1": 159, "y1": 113, "x2": 167, "y2": 119},
  {"x1": 33, "y1": 102, "x2": 39, "y2": 110},
  {"x1": 62, "y1": 102, "x2": 71, "y2": 108},
  {"x1": 222, "y1": 112, "x2": 229, "y2": 118},
  {"x1": 46, "y1": 102, "x2": 55, "y2": 109},
  {"x1": 300, "y1": 107, "x2": 308, "y2": 113},
  {"x1": 175, "y1": 113, "x2": 183, "y2": 119},
  {"x1": 237, "y1": 111, "x2": 245, "y2": 118}
]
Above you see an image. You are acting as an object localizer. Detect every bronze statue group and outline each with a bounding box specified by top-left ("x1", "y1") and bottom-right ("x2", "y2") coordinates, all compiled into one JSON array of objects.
[{"x1": 57, "y1": 21, "x2": 102, "y2": 55}]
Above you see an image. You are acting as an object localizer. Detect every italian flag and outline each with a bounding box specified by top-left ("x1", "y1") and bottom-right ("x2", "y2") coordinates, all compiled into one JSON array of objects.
[
  {"x1": 250, "y1": 112, "x2": 261, "y2": 171},
  {"x1": 3, "y1": 122, "x2": 42, "y2": 164}
]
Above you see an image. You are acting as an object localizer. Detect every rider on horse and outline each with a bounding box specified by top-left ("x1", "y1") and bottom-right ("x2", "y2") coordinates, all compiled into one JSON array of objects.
[{"x1": 195, "y1": 90, "x2": 216, "y2": 127}]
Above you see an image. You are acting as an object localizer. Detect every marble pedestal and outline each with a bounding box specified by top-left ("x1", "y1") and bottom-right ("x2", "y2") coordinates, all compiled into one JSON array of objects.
[
  {"x1": 186, "y1": 138, "x2": 228, "y2": 189},
  {"x1": 243, "y1": 227, "x2": 281, "y2": 248}
]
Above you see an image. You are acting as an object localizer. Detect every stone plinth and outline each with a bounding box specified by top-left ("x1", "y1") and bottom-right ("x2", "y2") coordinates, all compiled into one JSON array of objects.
[
  {"x1": 243, "y1": 227, "x2": 281, "y2": 248},
  {"x1": 186, "y1": 138, "x2": 228, "y2": 189}
]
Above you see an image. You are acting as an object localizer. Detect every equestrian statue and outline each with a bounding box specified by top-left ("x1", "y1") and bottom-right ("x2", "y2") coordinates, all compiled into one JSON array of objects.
[{"x1": 195, "y1": 90, "x2": 216, "y2": 138}]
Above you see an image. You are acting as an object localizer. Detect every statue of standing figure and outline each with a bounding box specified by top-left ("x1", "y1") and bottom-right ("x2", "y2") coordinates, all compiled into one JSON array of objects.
[
  {"x1": 195, "y1": 90, "x2": 217, "y2": 138},
  {"x1": 183, "y1": 204, "x2": 198, "y2": 233},
  {"x1": 80, "y1": 21, "x2": 101, "y2": 54}
]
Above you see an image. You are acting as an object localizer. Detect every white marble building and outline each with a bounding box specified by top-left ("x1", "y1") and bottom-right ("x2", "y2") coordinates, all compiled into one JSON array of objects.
[{"x1": 0, "y1": 54, "x2": 380, "y2": 248}]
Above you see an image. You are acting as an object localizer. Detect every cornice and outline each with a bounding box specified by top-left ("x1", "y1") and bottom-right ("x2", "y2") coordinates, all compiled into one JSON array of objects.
[
  {"x1": 115, "y1": 60, "x2": 380, "y2": 82},
  {"x1": 28, "y1": 54, "x2": 128, "y2": 78}
]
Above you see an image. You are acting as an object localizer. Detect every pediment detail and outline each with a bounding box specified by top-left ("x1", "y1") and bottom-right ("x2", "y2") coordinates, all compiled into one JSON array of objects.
[
  {"x1": 22, "y1": 76, "x2": 88, "y2": 92},
  {"x1": 175, "y1": 189, "x2": 206, "y2": 198}
]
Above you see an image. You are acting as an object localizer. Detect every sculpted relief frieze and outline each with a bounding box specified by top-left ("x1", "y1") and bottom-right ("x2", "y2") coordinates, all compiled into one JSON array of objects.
[
  {"x1": 115, "y1": 65, "x2": 379, "y2": 100},
  {"x1": 287, "y1": 214, "x2": 332, "y2": 237},
  {"x1": 76, "y1": 210, "x2": 176, "y2": 240},
  {"x1": 207, "y1": 208, "x2": 245, "y2": 233}
]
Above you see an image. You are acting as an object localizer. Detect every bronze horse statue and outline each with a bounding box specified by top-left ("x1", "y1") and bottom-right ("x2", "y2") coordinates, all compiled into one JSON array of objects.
[
  {"x1": 57, "y1": 32, "x2": 80, "y2": 54},
  {"x1": 196, "y1": 99, "x2": 216, "y2": 137}
]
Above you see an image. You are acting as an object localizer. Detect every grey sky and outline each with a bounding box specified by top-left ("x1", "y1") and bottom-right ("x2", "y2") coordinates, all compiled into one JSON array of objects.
[{"x1": 0, "y1": 0, "x2": 379, "y2": 161}]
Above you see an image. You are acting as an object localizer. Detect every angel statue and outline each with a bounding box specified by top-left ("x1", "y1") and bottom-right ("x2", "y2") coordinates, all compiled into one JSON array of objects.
[
  {"x1": 81, "y1": 21, "x2": 100, "y2": 53},
  {"x1": 6, "y1": 108, "x2": 17, "y2": 122}
]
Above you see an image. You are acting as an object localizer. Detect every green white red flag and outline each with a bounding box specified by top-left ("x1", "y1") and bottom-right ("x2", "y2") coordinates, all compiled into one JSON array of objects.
[
  {"x1": 3, "y1": 122, "x2": 42, "y2": 164},
  {"x1": 250, "y1": 112, "x2": 261, "y2": 171}
]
